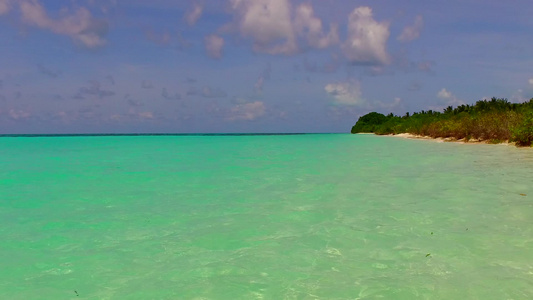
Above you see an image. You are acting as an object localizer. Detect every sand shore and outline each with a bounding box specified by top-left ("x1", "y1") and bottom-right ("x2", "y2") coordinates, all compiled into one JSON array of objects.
[{"x1": 387, "y1": 133, "x2": 516, "y2": 146}]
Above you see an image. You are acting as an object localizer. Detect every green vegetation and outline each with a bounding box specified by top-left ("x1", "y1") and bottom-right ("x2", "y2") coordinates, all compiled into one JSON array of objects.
[{"x1": 351, "y1": 97, "x2": 533, "y2": 147}]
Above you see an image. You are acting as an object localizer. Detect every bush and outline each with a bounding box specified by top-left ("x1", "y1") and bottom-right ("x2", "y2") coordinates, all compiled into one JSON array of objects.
[
  {"x1": 511, "y1": 112, "x2": 533, "y2": 146},
  {"x1": 351, "y1": 112, "x2": 389, "y2": 133}
]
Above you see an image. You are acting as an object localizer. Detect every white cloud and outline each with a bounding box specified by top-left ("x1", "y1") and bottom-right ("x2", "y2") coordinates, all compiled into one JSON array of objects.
[
  {"x1": 342, "y1": 7, "x2": 391, "y2": 65},
  {"x1": 437, "y1": 88, "x2": 463, "y2": 106},
  {"x1": 228, "y1": 0, "x2": 338, "y2": 55},
  {"x1": 437, "y1": 88, "x2": 453, "y2": 99},
  {"x1": 230, "y1": 0, "x2": 297, "y2": 55},
  {"x1": 19, "y1": 0, "x2": 107, "y2": 48},
  {"x1": 185, "y1": 3, "x2": 203, "y2": 26},
  {"x1": 137, "y1": 111, "x2": 154, "y2": 119},
  {"x1": 324, "y1": 80, "x2": 366, "y2": 106},
  {"x1": 294, "y1": 3, "x2": 339, "y2": 49},
  {"x1": 398, "y1": 15, "x2": 423, "y2": 42},
  {"x1": 205, "y1": 34, "x2": 224, "y2": 59},
  {"x1": 228, "y1": 101, "x2": 265, "y2": 121},
  {"x1": 53, "y1": 111, "x2": 72, "y2": 123},
  {"x1": 377, "y1": 97, "x2": 402, "y2": 111},
  {"x1": 529, "y1": 78, "x2": 533, "y2": 86},
  {"x1": 9, "y1": 109, "x2": 31, "y2": 120},
  {"x1": 115, "y1": 109, "x2": 154, "y2": 121},
  {"x1": 0, "y1": 0, "x2": 11, "y2": 15}
]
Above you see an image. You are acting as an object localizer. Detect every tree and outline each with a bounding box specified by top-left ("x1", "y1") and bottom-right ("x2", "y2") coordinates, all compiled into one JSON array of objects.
[{"x1": 351, "y1": 112, "x2": 389, "y2": 133}]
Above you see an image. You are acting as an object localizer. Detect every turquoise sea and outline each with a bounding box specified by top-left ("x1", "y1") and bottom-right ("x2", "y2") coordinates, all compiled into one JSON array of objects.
[{"x1": 0, "y1": 134, "x2": 532, "y2": 299}]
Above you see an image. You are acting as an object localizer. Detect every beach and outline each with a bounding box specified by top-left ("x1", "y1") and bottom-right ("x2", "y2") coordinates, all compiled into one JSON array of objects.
[{"x1": 390, "y1": 132, "x2": 518, "y2": 146}]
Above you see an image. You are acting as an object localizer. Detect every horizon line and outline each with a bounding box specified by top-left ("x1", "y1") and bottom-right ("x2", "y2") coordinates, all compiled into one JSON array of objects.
[{"x1": 0, "y1": 132, "x2": 347, "y2": 137}]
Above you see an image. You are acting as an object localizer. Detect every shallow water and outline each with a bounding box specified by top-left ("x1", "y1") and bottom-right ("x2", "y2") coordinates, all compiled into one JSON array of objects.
[{"x1": 0, "y1": 134, "x2": 532, "y2": 299}]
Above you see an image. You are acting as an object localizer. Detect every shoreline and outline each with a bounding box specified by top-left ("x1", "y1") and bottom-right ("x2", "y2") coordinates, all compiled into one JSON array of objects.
[
  {"x1": 351, "y1": 98, "x2": 533, "y2": 147},
  {"x1": 385, "y1": 133, "x2": 517, "y2": 146}
]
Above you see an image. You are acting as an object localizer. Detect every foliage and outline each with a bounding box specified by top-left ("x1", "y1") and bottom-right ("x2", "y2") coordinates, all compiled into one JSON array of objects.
[
  {"x1": 510, "y1": 111, "x2": 533, "y2": 146},
  {"x1": 351, "y1": 98, "x2": 533, "y2": 147},
  {"x1": 351, "y1": 112, "x2": 389, "y2": 133}
]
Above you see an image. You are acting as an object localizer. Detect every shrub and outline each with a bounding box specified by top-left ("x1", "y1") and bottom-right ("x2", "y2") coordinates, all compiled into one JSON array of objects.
[
  {"x1": 510, "y1": 112, "x2": 533, "y2": 146},
  {"x1": 351, "y1": 112, "x2": 389, "y2": 133}
]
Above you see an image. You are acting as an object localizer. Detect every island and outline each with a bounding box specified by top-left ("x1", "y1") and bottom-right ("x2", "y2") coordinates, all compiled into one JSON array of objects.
[{"x1": 351, "y1": 97, "x2": 533, "y2": 147}]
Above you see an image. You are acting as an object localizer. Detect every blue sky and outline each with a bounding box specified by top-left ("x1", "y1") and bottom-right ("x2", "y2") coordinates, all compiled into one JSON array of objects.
[{"x1": 1, "y1": 0, "x2": 532, "y2": 133}]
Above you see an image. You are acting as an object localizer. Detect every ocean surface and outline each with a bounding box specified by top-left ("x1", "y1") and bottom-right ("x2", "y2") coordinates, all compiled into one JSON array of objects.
[{"x1": 0, "y1": 134, "x2": 532, "y2": 299}]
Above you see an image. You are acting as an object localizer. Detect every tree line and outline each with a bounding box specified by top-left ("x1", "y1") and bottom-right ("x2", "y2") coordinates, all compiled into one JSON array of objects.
[{"x1": 351, "y1": 97, "x2": 533, "y2": 146}]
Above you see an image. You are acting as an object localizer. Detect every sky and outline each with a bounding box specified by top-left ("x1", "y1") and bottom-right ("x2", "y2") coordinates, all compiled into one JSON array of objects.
[{"x1": 1, "y1": 0, "x2": 532, "y2": 134}]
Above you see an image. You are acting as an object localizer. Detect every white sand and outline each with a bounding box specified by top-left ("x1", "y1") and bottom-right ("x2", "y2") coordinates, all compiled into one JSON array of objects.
[{"x1": 386, "y1": 133, "x2": 516, "y2": 146}]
